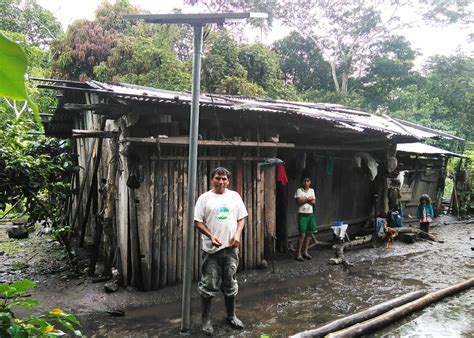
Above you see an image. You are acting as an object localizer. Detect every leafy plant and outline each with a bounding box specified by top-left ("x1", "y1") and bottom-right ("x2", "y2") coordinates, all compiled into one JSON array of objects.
[
  {"x1": 0, "y1": 279, "x2": 81, "y2": 337},
  {"x1": 0, "y1": 33, "x2": 39, "y2": 124}
]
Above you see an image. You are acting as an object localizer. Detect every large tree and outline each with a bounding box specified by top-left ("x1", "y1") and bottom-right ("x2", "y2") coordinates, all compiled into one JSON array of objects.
[
  {"x1": 388, "y1": 54, "x2": 474, "y2": 141},
  {"x1": 272, "y1": 31, "x2": 332, "y2": 92},
  {"x1": 358, "y1": 35, "x2": 418, "y2": 111},
  {"x1": 0, "y1": 0, "x2": 62, "y2": 47},
  {"x1": 51, "y1": 1, "x2": 193, "y2": 89}
]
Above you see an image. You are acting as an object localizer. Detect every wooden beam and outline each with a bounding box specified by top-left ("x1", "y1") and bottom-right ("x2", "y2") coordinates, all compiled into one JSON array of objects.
[
  {"x1": 64, "y1": 103, "x2": 127, "y2": 113},
  {"x1": 72, "y1": 129, "x2": 117, "y2": 138},
  {"x1": 295, "y1": 144, "x2": 388, "y2": 152},
  {"x1": 121, "y1": 137, "x2": 295, "y2": 148}
]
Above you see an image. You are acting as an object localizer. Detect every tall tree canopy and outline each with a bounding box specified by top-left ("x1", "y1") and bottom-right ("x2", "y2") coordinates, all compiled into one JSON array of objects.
[{"x1": 0, "y1": 0, "x2": 62, "y2": 47}]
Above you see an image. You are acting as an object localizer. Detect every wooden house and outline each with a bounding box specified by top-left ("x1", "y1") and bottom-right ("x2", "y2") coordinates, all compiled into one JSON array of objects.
[{"x1": 39, "y1": 79, "x2": 423, "y2": 290}]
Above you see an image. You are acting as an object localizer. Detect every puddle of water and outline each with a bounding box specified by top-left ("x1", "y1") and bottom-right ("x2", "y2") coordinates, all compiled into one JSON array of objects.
[{"x1": 376, "y1": 291, "x2": 474, "y2": 338}]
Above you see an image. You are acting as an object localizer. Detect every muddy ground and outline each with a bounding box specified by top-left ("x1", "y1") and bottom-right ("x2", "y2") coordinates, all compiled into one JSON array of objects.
[{"x1": 1, "y1": 216, "x2": 473, "y2": 337}]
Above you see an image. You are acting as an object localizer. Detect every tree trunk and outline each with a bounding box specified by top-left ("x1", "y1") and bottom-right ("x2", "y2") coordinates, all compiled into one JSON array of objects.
[
  {"x1": 329, "y1": 60, "x2": 340, "y2": 93},
  {"x1": 291, "y1": 290, "x2": 426, "y2": 338},
  {"x1": 327, "y1": 277, "x2": 474, "y2": 338},
  {"x1": 341, "y1": 71, "x2": 349, "y2": 96}
]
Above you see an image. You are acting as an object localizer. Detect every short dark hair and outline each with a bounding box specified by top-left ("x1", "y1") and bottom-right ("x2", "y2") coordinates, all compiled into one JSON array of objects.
[
  {"x1": 211, "y1": 167, "x2": 231, "y2": 179},
  {"x1": 419, "y1": 194, "x2": 431, "y2": 204}
]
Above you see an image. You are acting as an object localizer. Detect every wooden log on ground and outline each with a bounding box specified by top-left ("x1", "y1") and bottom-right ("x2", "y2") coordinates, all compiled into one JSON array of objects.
[
  {"x1": 395, "y1": 227, "x2": 437, "y2": 241},
  {"x1": 327, "y1": 277, "x2": 474, "y2": 338},
  {"x1": 290, "y1": 290, "x2": 427, "y2": 338},
  {"x1": 329, "y1": 235, "x2": 372, "y2": 265}
]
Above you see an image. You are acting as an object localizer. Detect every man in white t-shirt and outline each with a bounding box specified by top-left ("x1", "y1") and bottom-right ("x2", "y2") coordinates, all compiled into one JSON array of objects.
[{"x1": 194, "y1": 167, "x2": 248, "y2": 335}]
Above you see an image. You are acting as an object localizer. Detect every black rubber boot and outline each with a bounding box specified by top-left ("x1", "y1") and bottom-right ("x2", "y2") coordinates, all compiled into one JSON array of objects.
[
  {"x1": 201, "y1": 296, "x2": 213, "y2": 336},
  {"x1": 224, "y1": 296, "x2": 244, "y2": 330}
]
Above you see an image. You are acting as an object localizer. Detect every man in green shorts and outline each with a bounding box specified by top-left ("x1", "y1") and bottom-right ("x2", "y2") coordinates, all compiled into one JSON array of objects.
[{"x1": 294, "y1": 175, "x2": 317, "y2": 261}]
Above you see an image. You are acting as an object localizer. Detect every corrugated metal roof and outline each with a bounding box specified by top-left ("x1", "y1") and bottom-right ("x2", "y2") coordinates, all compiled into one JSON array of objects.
[
  {"x1": 38, "y1": 80, "x2": 461, "y2": 143},
  {"x1": 397, "y1": 142, "x2": 463, "y2": 157},
  {"x1": 84, "y1": 81, "x2": 418, "y2": 138}
]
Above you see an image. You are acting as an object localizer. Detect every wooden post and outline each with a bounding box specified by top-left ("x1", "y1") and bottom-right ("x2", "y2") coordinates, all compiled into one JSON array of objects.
[
  {"x1": 151, "y1": 153, "x2": 162, "y2": 290},
  {"x1": 159, "y1": 161, "x2": 169, "y2": 287},
  {"x1": 102, "y1": 133, "x2": 119, "y2": 276},
  {"x1": 79, "y1": 119, "x2": 106, "y2": 247}
]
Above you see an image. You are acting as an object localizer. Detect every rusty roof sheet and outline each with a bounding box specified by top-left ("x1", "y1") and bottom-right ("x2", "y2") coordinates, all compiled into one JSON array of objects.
[
  {"x1": 38, "y1": 80, "x2": 460, "y2": 142},
  {"x1": 85, "y1": 81, "x2": 418, "y2": 138}
]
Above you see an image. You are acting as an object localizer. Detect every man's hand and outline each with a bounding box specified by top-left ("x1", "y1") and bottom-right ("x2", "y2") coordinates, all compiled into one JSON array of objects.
[
  {"x1": 230, "y1": 235, "x2": 241, "y2": 248},
  {"x1": 211, "y1": 235, "x2": 222, "y2": 247}
]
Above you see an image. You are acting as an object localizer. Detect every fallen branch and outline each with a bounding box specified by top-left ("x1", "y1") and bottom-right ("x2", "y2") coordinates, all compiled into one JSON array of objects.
[
  {"x1": 329, "y1": 235, "x2": 372, "y2": 265},
  {"x1": 395, "y1": 227, "x2": 437, "y2": 241},
  {"x1": 290, "y1": 290, "x2": 426, "y2": 338},
  {"x1": 327, "y1": 277, "x2": 474, "y2": 338}
]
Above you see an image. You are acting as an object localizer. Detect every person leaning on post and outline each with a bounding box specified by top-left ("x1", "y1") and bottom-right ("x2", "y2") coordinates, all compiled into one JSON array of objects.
[{"x1": 194, "y1": 167, "x2": 248, "y2": 335}]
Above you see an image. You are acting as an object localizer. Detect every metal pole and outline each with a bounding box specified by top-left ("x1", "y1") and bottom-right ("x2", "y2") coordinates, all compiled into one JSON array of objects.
[{"x1": 181, "y1": 24, "x2": 203, "y2": 333}]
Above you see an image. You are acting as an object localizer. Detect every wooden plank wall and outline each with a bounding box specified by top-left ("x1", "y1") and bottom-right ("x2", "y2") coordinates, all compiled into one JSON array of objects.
[
  {"x1": 71, "y1": 109, "x2": 276, "y2": 289},
  {"x1": 124, "y1": 152, "x2": 273, "y2": 289}
]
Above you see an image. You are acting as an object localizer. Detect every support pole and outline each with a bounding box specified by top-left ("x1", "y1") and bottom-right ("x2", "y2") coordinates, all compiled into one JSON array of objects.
[{"x1": 181, "y1": 24, "x2": 203, "y2": 333}]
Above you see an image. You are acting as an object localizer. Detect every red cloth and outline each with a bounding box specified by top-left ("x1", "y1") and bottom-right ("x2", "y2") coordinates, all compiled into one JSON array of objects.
[{"x1": 276, "y1": 163, "x2": 288, "y2": 186}]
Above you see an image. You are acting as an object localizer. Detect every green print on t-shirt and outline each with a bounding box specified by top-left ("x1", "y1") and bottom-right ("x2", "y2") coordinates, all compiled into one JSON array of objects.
[{"x1": 216, "y1": 206, "x2": 230, "y2": 220}]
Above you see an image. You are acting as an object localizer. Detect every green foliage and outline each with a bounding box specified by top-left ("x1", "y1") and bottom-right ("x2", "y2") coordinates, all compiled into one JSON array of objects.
[
  {"x1": 359, "y1": 35, "x2": 418, "y2": 111},
  {"x1": 203, "y1": 31, "x2": 247, "y2": 92},
  {"x1": 0, "y1": 279, "x2": 81, "y2": 337},
  {"x1": 0, "y1": 118, "x2": 75, "y2": 227},
  {"x1": 272, "y1": 32, "x2": 332, "y2": 92},
  {"x1": 0, "y1": 0, "x2": 62, "y2": 47},
  {"x1": 387, "y1": 55, "x2": 474, "y2": 141},
  {"x1": 0, "y1": 33, "x2": 39, "y2": 122}
]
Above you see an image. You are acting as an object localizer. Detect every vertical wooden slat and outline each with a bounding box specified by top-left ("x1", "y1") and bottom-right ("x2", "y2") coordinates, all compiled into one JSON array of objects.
[
  {"x1": 151, "y1": 155, "x2": 161, "y2": 290},
  {"x1": 136, "y1": 149, "x2": 152, "y2": 290},
  {"x1": 159, "y1": 161, "x2": 169, "y2": 287},
  {"x1": 177, "y1": 159, "x2": 184, "y2": 283},
  {"x1": 246, "y1": 163, "x2": 253, "y2": 269},
  {"x1": 256, "y1": 163, "x2": 264, "y2": 263},
  {"x1": 167, "y1": 156, "x2": 176, "y2": 285},
  {"x1": 170, "y1": 158, "x2": 179, "y2": 284},
  {"x1": 264, "y1": 166, "x2": 276, "y2": 260},
  {"x1": 252, "y1": 161, "x2": 257, "y2": 267},
  {"x1": 129, "y1": 188, "x2": 141, "y2": 287},
  {"x1": 117, "y1": 154, "x2": 129, "y2": 284},
  {"x1": 182, "y1": 158, "x2": 188, "y2": 282}
]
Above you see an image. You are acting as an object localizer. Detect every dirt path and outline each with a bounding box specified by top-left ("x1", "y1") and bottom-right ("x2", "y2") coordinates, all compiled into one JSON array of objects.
[{"x1": 2, "y1": 217, "x2": 473, "y2": 336}]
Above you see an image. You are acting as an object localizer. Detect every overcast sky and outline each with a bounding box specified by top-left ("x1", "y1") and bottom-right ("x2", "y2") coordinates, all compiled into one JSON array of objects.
[{"x1": 37, "y1": 0, "x2": 472, "y2": 65}]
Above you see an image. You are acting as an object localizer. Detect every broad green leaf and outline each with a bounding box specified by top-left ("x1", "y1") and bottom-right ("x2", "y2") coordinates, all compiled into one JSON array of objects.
[
  {"x1": 0, "y1": 33, "x2": 40, "y2": 124},
  {"x1": 11, "y1": 279, "x2": 36, "y2": 293},
  {"x1": 56, "y1": 318, "x2": 75, "y2": 332},
  {"x1": 10, "y1": 298, "x2": 39, "y2": 309},
  {"x1": 0, "y1": 284, "x2": 11, "y2": 295},
  {"x1": 0, "y1": 33, "x2": 28, "y2": 101}
]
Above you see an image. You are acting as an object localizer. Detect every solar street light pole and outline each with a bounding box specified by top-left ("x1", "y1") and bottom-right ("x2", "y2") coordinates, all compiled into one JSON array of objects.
[{"x1": 181, "y1": 23, "x2": 203, "y2": 332}]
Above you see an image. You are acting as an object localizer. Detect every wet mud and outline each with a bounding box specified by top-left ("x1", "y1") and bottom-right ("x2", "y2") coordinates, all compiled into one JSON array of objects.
[
  {"x1": 4, "y1": 217, "x2": 472, "y2": 336},
  {"x1": 76, "y1": 217, "x2": 473, "y2": 337}
]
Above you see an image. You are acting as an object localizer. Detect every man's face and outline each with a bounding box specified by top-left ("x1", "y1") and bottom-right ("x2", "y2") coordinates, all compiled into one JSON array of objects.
[{"x1": 211, "y1": 174, "x2": 229, "y2": 194}]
